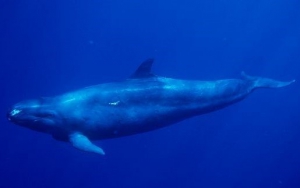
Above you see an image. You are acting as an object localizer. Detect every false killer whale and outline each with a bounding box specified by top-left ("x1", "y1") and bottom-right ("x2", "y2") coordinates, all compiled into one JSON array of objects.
[{"x1": 7, "y1": 59, "x2": 295, "y2": 155}]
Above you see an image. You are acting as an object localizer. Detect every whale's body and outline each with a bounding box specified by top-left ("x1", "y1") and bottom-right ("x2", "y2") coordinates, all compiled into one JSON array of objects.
[{"x1": 7, "y1": 59, "x2": 295, "y2": 155}]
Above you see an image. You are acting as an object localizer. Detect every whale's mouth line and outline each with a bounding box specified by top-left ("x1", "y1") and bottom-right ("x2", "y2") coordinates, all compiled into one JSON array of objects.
[{"x1": 8, "y1": 113, "x2": 41, "y2": 124}]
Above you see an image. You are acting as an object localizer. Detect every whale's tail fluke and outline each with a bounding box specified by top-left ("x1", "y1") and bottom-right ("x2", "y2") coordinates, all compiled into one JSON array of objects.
[{"x1": 241, "y1": 72, "x2": 295, "y2": 89}]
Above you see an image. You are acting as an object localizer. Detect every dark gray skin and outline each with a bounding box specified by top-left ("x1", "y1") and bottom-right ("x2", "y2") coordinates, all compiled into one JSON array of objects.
[{"x1": 7, "y1": 59, "x2": 295, "y2": 155}]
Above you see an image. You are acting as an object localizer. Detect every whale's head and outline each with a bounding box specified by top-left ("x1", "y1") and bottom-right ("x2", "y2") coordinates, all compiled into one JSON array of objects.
[{"x1": 7, "y1": 98, "x2": 58, "y2": 133}]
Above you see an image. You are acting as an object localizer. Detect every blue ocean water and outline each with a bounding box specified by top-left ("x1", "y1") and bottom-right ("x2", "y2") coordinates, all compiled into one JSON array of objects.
[{"x1": 1, "y1": 0, "x2": 300, "y2": 187}]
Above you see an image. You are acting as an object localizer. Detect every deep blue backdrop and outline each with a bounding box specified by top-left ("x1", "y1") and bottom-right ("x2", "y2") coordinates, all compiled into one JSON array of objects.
[{"x1": 1, "y1": 0, "x2": 299, "y2": 187}]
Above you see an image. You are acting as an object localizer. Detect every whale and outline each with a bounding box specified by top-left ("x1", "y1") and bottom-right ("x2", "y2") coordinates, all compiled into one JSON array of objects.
[{"x1": 7, "y1": 59, "x2": 295, "y2": 155}]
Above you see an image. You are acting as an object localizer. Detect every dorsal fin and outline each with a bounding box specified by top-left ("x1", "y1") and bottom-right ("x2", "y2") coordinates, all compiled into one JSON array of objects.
[{"x1": 130, "y1": 58, "x2": 155, "y2": 79}]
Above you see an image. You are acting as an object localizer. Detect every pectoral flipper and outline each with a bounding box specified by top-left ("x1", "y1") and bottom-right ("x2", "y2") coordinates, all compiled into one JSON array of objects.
[{"x1": 69, "y1": 132, "x2": 105, "y2": 155}]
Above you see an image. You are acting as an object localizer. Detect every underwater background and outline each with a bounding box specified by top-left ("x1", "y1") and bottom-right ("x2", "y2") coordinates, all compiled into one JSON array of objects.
[{"x1": 1, "y1": 0, "x2": 300, "y2": 187}]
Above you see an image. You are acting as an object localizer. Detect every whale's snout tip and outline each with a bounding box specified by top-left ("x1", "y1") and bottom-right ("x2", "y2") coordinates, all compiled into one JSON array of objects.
[
  {"x1": 7, "y1": 107, "x2": 13, "y2": 121},
  {"x1": 7, "y1": 109, "x2": 11, "y2": 121},
  {"x1": 7, "y1": 106, "x2": 22, "y2": 122}
]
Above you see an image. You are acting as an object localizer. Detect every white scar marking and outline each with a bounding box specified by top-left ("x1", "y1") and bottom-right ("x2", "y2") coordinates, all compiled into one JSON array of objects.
[
  {"x1": 109, "y1": 101, "x2": 120, "y2": 106},
  {"x1": 11, "y1": 109, "x2": 21, "y2": 116},
  {"x1": 63, "y1": 98, "x2": 76, "y2": 103}
]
